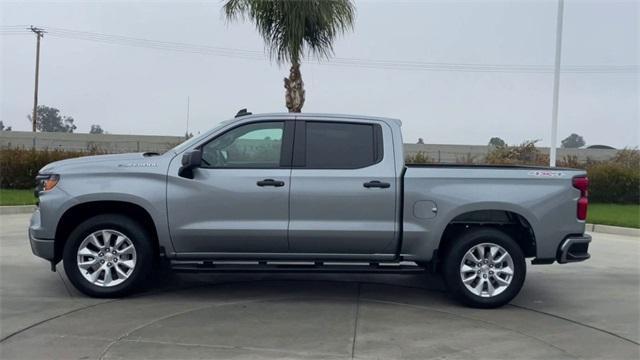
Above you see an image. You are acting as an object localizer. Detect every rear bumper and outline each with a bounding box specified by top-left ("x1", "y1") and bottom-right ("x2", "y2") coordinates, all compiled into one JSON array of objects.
[{"x1": 557, "y1": 235, "x2": 591, "y2": 264}]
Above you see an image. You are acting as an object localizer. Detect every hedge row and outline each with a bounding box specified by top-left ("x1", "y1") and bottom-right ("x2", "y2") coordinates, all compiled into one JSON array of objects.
[
  {"x1": 588, "y1": 163, "x2": 638, "y2": 203},
  {"x1": 586, "y1": 150, "x2": 639, "y2": 204},
  {"x1": 0, "y1": 148, "x2": 103, "y2": 189},
  {"x1": 2, "y1": 147, "x2": 639, "y2": 204}
]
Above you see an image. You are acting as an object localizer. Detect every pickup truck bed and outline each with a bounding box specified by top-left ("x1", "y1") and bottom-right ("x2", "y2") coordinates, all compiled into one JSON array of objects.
[{"x1": 402, "y1": 164, "x2": 587, "y2": 264}]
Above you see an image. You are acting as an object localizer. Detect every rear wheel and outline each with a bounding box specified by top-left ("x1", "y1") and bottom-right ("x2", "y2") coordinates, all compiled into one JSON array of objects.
[
  {"x1": 63, "y1": 214, "x2": 153, "y2": 297},
  {"x1": 442, "y1": 228, "x2": 526, "y2": 308}
]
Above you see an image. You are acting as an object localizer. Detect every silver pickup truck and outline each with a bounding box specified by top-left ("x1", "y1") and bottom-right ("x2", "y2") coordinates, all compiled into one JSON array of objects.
[{"x1": 29, "y1": 112, "x2": 591, "y2": 308}]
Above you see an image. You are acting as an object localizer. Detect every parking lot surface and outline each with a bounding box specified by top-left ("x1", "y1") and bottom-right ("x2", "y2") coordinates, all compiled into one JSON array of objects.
[{"x1": 1, "y1": 213, "x2": 638, "y2": 359}]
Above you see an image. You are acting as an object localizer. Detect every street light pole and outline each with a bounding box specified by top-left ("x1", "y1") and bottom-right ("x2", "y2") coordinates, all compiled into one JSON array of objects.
[{"x1": 550, "y1": 0, "x2": 564, "y2": 167}]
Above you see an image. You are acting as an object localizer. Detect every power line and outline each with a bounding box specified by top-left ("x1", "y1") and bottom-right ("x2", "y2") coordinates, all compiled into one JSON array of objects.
[
  {"x1": 44, "y1": 28, "x2": 635, "y2": 73},
  {"x1": 40, "y1": 27, "x2": 639, "y2": 72},
  {"x1": 2, "y1": 25, "x2": 637, "y2": 74}
]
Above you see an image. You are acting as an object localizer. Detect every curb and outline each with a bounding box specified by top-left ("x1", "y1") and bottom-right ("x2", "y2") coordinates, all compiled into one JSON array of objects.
[
  {"x1": 586, "y1": 223, "x2": 640, "y2": 237},
  {"x1": 0, "y1": 205, "x2": 36, "y2": 215}
]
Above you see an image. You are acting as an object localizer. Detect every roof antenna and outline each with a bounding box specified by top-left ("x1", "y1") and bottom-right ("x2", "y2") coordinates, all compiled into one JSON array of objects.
[{"x1": 235, "y1": 108, "x2": 252, "y2": 118}]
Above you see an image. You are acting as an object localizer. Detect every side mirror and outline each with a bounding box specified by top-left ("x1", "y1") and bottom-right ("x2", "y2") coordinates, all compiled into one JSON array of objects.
[{"x1": 178, "y1": 150, "x2": 202, "y2": 179}]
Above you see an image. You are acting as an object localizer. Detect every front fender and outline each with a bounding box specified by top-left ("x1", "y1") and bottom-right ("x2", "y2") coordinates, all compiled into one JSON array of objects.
[{"x1": 36, "y1": 170, "x2": 174, "y2": 256}]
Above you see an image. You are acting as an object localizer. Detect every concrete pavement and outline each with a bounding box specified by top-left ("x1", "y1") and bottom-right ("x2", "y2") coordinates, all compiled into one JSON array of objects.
[{"x1": 0, "y1": 213, "x2": 638, "y2": 359}]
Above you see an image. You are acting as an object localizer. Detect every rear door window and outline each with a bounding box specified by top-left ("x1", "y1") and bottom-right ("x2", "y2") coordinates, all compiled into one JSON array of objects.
[{"x1": 304, "y1": 122, "x2": 382, "y2": 169}]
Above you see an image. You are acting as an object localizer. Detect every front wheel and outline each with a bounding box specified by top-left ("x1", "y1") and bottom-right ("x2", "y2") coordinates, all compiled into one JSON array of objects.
[
  {"x1": 442, "y1": 228, "x2": 526, "y2": 308},
  {"x1": 63, "y1": 214, "x2": 154, "y2": 298}
]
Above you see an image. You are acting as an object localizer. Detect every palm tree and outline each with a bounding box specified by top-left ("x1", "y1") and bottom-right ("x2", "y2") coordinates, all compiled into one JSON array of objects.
[{"x1": 223, "y1": 0, "x2": 355, "y2": 112}]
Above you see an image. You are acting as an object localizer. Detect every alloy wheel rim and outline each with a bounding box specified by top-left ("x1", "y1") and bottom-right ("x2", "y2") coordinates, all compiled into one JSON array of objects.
[
  {"x1": 459, "y1": 242, "x2": 514, "y2": 298},
  {"x1": 76, "y1": 229, "x2": 137, "y2": 287}
]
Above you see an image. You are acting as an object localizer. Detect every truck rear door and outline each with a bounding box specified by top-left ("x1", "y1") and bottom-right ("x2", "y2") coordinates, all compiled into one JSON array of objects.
[{"x1": 288, "y1": 118, "x2": 399, "y2": 255}]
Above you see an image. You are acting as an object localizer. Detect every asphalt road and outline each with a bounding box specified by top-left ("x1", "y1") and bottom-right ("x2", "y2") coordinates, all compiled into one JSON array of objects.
[{"x1": 0, "y1": 213, "x2": 638, "y2": 359}]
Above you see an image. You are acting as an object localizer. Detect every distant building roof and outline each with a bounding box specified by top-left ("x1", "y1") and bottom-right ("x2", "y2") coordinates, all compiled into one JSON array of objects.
[{"x1": 586, "y1": 145, "x2": 616, "y2": 150}]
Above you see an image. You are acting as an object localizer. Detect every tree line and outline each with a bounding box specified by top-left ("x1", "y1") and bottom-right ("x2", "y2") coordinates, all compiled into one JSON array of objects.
[
  {"x1": 488, "y1": 134, "x2": 589, "y2": 149},
  {"x1": 0, "y1": 105, "x2": 105, "y2": 134}
]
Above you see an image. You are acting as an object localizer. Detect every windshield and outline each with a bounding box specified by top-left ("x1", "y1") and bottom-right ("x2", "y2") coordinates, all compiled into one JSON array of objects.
[{"x1": 169, "y1": 118, "x2": 237, "y2": 154}]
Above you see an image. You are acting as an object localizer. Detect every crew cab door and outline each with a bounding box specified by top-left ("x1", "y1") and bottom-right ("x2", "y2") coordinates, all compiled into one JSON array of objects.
[
  {"x1": 288, "y1": 119, "x2": 399, "y2": 255},
  {"x1": 167, "y1": 119, "x2": 294, "y2": 254}
]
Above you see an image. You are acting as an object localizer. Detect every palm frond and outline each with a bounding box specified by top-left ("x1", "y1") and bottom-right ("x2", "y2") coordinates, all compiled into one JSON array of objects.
[{"x1": 223, "y1": 0, "x2": 355, "y2": 65}]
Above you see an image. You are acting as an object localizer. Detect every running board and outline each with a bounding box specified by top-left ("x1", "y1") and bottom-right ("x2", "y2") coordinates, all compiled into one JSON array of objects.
[{"x1": 170, "y1": 260, "x2": 427, "y2": 274}]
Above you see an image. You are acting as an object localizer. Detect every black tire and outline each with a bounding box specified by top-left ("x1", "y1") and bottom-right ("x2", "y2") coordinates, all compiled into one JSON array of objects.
[
  {"x1": 442, "y1": 228, "x2": 526, "y2": 308},
  {"x1": 63, "y1": 214, "x2": 154, "y2": 298}
]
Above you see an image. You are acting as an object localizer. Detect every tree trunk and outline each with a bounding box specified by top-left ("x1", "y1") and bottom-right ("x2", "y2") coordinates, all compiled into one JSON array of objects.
[{"x1": 284, "y1": 62, "x2": 305, "y2": 113}]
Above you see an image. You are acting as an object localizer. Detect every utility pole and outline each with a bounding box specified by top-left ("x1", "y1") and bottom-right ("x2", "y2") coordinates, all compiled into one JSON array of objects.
[
  {"x1": 549, "y1": 0, "x2": 564, "y2": 167},
  {"x1": 30, "y1": 26, "x2": 46, "y2": 133}
]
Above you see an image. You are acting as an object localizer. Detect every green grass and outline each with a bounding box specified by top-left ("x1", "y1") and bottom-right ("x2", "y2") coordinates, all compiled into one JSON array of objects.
[
  {"x1": 0, "y1": 189, "x2": 36, "y2": 206},
  {"x1": 588, "y1": 203, "x2": 640, "y2": 229}
]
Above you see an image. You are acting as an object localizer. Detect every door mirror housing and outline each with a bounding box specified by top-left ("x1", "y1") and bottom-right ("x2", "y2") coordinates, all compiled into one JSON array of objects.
[{"x1": 178, "y1": 150, "x2": 202, "y2": 179}]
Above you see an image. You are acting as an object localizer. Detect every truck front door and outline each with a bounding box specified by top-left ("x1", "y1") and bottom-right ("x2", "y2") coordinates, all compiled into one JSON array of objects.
[{"x1": 167, "y1": 120, "x2": 293, "y2": 255}]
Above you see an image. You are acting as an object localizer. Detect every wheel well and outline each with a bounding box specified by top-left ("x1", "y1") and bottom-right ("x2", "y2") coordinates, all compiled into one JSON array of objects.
[
  {"x1": 437, "y1": 210, "x2": 536, "y2": 261},
  {"x1": 54, "y1": 201, "x2": 160, "y2": 264}
]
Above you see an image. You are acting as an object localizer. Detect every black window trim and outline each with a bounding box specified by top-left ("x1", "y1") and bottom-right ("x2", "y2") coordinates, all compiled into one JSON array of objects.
[
  {"x1": 197, "y1": 119, "x2": 294, "y2": 169},
  {"x1": 293, "y1": 120, "x2": 384, "y2": 170}
]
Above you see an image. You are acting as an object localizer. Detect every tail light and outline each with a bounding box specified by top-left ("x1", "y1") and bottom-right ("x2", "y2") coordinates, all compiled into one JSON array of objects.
[{"x1": 572, "y1": 176, "x2": 589, "y2": 220}]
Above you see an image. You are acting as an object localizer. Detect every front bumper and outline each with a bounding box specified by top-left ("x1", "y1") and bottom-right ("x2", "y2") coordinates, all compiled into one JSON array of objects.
[
  {"x1": 29, "y1": 233, "x2": 55, "y2": 260},
  {"x1": 29, "y1": 209, "x2": 55, "y2": 261},
  {"x1": 557, "y1": 234, "x2": 592, "y2": 264}
]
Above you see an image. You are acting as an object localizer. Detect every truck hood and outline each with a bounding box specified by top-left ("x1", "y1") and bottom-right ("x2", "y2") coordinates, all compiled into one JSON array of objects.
[{"x1": 39, "y1": 152, "x2": 164, "y2": 174}]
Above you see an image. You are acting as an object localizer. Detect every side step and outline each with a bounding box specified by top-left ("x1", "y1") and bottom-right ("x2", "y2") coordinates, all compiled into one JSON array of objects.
[{"x1": 170, "y1": 260, "x2": 427, "y2": 274}]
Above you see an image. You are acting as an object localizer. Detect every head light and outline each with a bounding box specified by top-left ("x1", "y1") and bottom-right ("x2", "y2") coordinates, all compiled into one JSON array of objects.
[{"x1": 35, "y1": 174, "x2": 59, "y2": 196}]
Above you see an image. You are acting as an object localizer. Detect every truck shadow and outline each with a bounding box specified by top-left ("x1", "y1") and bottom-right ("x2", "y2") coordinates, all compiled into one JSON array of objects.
[{"x1": 143, "y1": 269, "x2": 447, "y2": 298}]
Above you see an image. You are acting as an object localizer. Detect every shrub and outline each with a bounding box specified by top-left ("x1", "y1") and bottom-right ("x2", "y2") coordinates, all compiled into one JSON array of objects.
[
  {"x1": 405, "y1": 151, "x2": 433, "y2": 164},
  {"x1": 456, "y1": 153, "x2": 478, "y2": 164},
  {"x1": 485, "y1": 140, "x2": 548, "y2": 166},
  {"x1": 610, "y1": 148, "x2": 640, "y2": 168},
  {"x1": 587, "y1": 163, "x2": 639, "y2": 204},
  {"x1": 557, "y1": 155, "x2": 581, "y2": 169},
  {"x1": 586, "y1": 148, "x2": 639, "y2": 204},
  {"x1": 0, "y1": 148, "x2": 103, "y2": 189}
]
